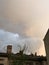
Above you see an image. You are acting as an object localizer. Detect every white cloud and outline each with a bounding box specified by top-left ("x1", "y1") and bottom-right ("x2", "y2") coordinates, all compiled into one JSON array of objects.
[{"x1": 0, "y1": 29, "x2": 46, "y2": 56}]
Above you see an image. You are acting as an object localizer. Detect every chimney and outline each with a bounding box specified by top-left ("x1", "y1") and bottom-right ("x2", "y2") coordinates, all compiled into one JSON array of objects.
[
  {"x1": 7, "y1": 45, "x2": 12, "y2": 54},
  {"x1": 35, "y1": 52, "x2": 37, "y2": 56}
]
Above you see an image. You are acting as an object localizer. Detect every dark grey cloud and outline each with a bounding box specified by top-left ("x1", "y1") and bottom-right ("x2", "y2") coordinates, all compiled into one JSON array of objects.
[{"x1": 0, "y1": 18, "x2": 27, "y2": 37}]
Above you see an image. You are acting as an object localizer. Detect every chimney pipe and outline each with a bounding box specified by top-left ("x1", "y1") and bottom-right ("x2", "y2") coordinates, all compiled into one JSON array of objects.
[{"x1": 7, "y1": 45, "x2": 12, "y2": 54}]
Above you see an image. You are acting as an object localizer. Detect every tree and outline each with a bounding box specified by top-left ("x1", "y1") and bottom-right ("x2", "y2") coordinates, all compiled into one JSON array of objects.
[{"x1": 17, "y1": 44, "x2": 28, "y2": 55}]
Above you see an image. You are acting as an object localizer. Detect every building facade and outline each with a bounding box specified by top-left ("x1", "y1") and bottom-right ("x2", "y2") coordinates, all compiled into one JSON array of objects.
[
  {"x1": 43, "y1": 29, "x2": 49, "y2": 65},
  {"x1": 0, "y1": 45, "x2": 48, "y2": 65}
]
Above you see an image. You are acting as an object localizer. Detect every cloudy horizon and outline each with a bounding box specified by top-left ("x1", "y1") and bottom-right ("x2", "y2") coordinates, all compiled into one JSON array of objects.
[
  {"x1": 0, "y1": 29, "x2": 45, "y2": 56},
  {"x1": 0, "y1": 0, "x2": 49, "y2": 56}
]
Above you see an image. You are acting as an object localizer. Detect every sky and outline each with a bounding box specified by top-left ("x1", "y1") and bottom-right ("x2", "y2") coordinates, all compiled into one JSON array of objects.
[{"x1": 0, "y1": 0, "x2": 49, "y2": 56}]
